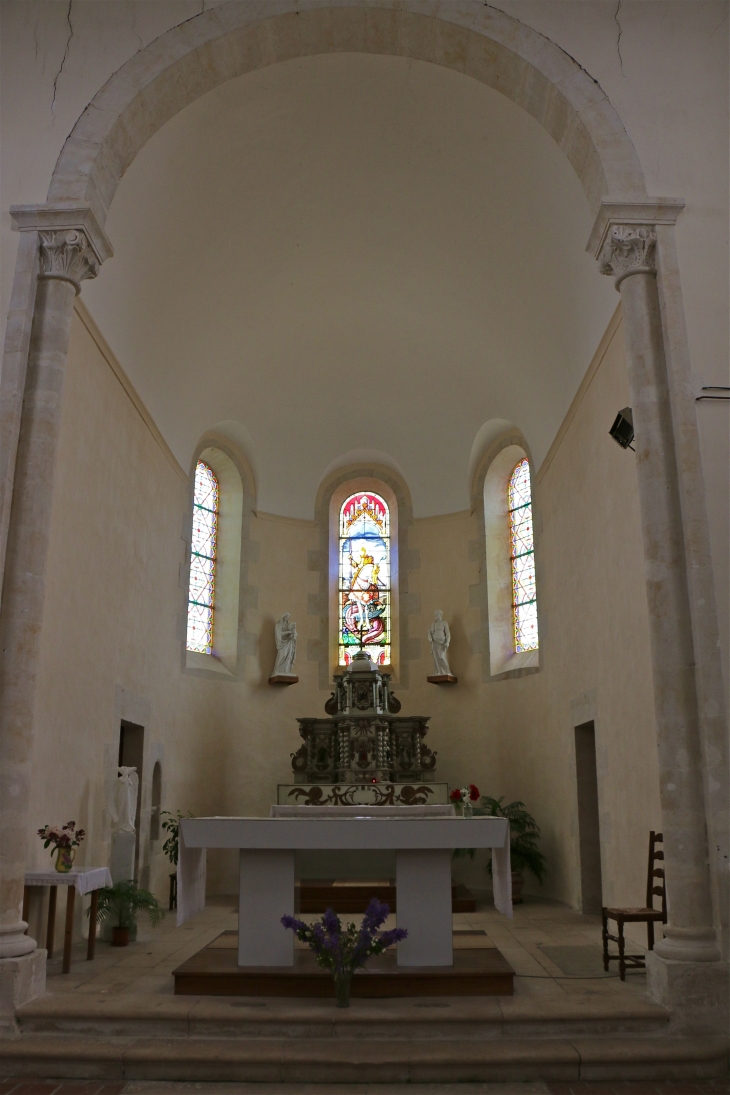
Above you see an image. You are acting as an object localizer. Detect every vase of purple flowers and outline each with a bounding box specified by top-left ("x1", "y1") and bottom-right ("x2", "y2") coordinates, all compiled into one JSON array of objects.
[{"x1": 282, "y1": 897, "x2": 407, "y2": 1007}]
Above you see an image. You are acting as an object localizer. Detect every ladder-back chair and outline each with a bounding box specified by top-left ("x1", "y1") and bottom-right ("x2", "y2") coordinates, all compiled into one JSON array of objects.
[{"x1": 602, "y1": 831, "x2": 666, "y2": 980}]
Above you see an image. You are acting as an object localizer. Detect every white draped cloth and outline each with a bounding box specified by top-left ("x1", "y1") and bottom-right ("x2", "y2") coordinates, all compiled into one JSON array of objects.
[
  {"x1": 490, "y1": 829, "x2": 513, "y2": 918},
  {"x1": 24, "y1": 866, "x2": 112, "y2": 895},
  {"x1": 176, "y1": 827, "x2": 207, "y2": 927},
  {"x1": 177, "y1": 814, "x2": 512, "y2": 922}
]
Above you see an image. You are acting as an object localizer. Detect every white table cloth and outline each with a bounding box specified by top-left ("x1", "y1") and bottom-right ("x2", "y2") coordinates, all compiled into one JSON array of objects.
[
  {"x1": 24, "y1": 866, "x2": 113, "y2": 972},
  {"x1": 24, "y1": 866, "x2": 112, "y2": 894},
  {"x1": 178, "y1": 814, "x2": 511, "y2": 968}
]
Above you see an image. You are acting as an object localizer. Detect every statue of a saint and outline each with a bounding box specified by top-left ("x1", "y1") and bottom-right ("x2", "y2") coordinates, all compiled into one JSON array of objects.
[
  {"x1": 428, "y1": 610, "x2": 454, "y2": 679},
  {"x1": 106, "y1": 766, "x2": 139, "y2": 832},
  {"x1": 271, "y1": 613, "x2": 298, "y2": 681}
]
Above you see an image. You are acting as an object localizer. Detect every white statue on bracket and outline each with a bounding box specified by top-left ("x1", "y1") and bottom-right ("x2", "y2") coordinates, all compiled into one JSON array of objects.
[
  {"x1": 105, "y1": 766, "x2": 139, "y2": 833},
  {"x1": 428, "y1": 610, "x2": 457, "y2": 684},
  {"x1": 106, "y1": 766, "x2": 139, "y2": 883},
  {"x1": 270, "y1": 613, "x2": 298, "y2": 685}
]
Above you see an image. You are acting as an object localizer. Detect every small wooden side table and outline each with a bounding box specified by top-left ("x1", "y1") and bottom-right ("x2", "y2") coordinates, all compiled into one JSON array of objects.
[{"x1": 23, "y1": 867, "x2": 113, "y2": 974}]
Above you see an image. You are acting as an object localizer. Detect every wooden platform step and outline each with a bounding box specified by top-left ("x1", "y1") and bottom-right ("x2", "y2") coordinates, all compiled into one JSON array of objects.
[
  {"x1": 0, "y1": 1033, "x2": 726, "y2": 1083},
  {"x1": 173, "y1": 936, "x2": 514, "y2": 997},
  {"x1": 297, "y1": 879, "x2": 477, "y2": 913}
]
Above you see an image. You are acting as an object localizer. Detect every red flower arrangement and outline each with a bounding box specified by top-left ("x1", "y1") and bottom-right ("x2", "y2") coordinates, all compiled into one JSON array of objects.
[
  {"x1": 450, "y1": 784, "x2": 480, "y2": 804},
  {"x1": 38, "y1": 821, "x2": 86, "y2": 852}
]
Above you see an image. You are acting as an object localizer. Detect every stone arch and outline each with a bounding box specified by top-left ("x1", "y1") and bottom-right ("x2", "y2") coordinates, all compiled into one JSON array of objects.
[{"x1": 48, "y1": 0, "x2": 646, "y2": 229}]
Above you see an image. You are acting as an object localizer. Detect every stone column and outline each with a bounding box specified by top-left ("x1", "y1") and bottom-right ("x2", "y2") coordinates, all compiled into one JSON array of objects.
[
  {"x1": 593, "y1": 209, "x2": 726, "y2": 1029},
  {"x1": 0, "y1": 207, "x2": 111, "y2": 1020}
]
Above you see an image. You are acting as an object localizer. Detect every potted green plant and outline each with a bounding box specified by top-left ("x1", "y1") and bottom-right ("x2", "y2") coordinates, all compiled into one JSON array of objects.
[
  {"x1": 89, "y1": 879, "x2": 164, "y2": 946},
  {"x1": 480, "y1": 796, "x2": 546, "y2": 903},
  {"x1": 160, "y1": 809, "x2": 192, "y2": 867}
]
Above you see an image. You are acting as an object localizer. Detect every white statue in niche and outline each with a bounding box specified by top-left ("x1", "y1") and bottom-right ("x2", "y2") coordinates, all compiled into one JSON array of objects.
[
  {"x1": 428, "y1": 610, "x2": 454, "y2": 679},
  {"x1": 271, "y1": 613, "x2": 298, "y2": 681},
  {"x1": 106, "y1": 767, "x2": 139, "y2": 832}
]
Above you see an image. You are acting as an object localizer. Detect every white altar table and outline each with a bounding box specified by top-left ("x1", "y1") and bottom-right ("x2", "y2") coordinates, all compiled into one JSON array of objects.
[{"x1": 178, "y1": 813, "x2": 511, "y2": 968}]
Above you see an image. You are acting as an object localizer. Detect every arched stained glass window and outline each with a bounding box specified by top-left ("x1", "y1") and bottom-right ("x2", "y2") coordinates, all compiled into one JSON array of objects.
[
  {"x1": 339, "y1": 492, "x2": 390, "y2": 665},
  {"x1": 186, "y1": 461, "x2": 219, "y2": 654},
  {"x1": 508, "y1": 459, "x2": 539, "y2": 653}
]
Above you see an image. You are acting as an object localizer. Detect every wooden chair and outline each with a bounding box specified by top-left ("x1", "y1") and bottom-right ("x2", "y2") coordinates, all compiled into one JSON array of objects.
[{"x1": 602, "y1": 831, "x2": 666, "y2": 980}]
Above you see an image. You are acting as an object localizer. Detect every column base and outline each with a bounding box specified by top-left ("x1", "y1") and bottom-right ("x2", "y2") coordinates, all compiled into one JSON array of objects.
[
  {"x1": 646, "y1": 950, "x2": 729, "y2": 1035},
  {"x1": 0, "y1": 922, "x2": 37, "y2": 959},
  {"x1": 0, "y1": 948, "x2": 46, "y2": 1035},
  {"x1": 653, "y1": 924, "x2": 721, "y2": 963}
]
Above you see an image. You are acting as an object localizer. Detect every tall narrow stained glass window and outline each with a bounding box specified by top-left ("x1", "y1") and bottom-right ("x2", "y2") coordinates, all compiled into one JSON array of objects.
[
  {"x1": 508, "y1": 459, "x2": 539, "y2": 653},
  {"x1": 186, "y1": 461, "x2": 219, "y2": 654},
  {"x1": 339, "y1": 492, "x2": 390, "y2": 665}
]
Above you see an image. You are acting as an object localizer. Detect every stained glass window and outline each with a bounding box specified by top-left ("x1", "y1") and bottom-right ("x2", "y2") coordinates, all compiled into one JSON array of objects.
[
  {"x1": 508, "y1": 459, "x2": 539, "y2": 653},
  {"x1": 339, "y1": 492, "x2": 390, "y2": 665},
  {"x1": 186, "y1": 461, "x2": 219, "y2": 654}
]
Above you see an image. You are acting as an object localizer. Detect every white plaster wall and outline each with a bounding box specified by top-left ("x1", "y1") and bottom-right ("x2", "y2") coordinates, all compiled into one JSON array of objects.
[
  {"x1": 396, "y1": 316, "x2": 660, "y2": 915},
  {"x1": 28, "y1": 308, "x2": 226, "y2": 903},
  {"x1": 4, "y1": 2, "x2": 723, "y2": 931},
  {"x1": 213, "y1": 314, "x2": 660, "y2": 911},
  {"x1": 25, "y1": 292, "x2": 660, "y2": 936},
  {"x1": 1, "y1": 3, "x2": 726, "y2": 678}
]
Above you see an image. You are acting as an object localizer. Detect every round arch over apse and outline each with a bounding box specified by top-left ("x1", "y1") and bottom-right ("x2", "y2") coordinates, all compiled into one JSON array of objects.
[{"x1": 47, "y1": 0, "x2": 647, "y2": 228}]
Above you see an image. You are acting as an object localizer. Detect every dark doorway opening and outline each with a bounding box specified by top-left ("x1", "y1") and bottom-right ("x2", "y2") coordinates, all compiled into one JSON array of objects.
[
  {"x1": 119, "y1": 720, "x2": 144, "y2": 881},
  {"x1": 574, "y1": 721, "x2": 603, "y2": 914}
]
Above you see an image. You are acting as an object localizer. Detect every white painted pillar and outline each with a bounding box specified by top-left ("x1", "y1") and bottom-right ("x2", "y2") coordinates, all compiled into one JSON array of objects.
[
  {"x1": 396, "y1": 848, "x2": 453, "y2": 966},
  {"x1": 591, "y1": 207, "x2": 726, "y2": 1026},
  {"x1": 0, "y1": 209, "x2": 111, "y2": 999},
  {"x1": 238, "y1": 849, "x2": 295, "y2": 966}
]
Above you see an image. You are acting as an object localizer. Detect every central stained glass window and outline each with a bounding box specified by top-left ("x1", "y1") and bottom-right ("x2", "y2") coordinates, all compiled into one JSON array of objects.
[
  {"x1": 508, "y1": 459, "x2": 539, "y2": 653},
  {"x1": 186, "y1": 461, "x2": 219, "y2": 654},
  {"x1": 339, "y1": 492, "x2": 390, "y2": 665}
]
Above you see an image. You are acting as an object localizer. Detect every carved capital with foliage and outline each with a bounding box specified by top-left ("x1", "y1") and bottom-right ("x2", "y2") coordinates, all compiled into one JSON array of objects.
[
  {"x1": 598, "y1": 224, "x2": 657, "y2": 287},
  {"x1": 38, "y1": 228, "x2": 100, "y2": 291}
]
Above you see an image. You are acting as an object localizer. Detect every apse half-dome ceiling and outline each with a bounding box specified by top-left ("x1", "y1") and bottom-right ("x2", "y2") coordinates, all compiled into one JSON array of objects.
[{"x1": 82, "y1": 51, "x2": 618, "y2": 519}]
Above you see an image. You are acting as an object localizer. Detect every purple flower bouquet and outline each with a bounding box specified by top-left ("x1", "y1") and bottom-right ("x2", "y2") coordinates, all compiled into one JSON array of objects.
[{"x1": 282, "y1": 897, "x2": 407, "y2": 1007}]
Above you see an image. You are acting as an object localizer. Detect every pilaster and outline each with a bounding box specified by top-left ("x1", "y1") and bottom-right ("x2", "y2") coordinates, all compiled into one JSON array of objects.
[
  {"x1": 0, "y1": 207, "x2": 112, "y2": 1015},
  {"x1": 589, "y1": 198, "x2": 727, "y2": 1021}
]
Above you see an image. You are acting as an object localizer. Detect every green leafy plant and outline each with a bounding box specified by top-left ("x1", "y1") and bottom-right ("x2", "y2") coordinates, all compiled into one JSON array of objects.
[
  {"x1": 89, "y1": 880, "x2": 165, "y2": 936},
  {"x1": 160, "y1": 810, "x2": 193, "y2": 867},
  {"x1": 480, "y1": 796, "x2": 546, "y2": 884}
]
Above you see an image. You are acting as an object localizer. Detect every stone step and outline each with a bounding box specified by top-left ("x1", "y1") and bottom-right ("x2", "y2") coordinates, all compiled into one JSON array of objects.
[
  {"x1": 18, "y1": 992, "x2": 669, "y2": 1040},
  {"x1": 0, "y1": 1033, "x2": 726, "y2": 1083}
]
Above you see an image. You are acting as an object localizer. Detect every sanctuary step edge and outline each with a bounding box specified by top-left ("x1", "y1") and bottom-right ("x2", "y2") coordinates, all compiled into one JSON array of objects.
[
  {"x1": 16, "y1": 990, "x2": 673, "y2": 1040},
  {"x1": 0, "y1": 1032, "x2": 727, "y2": 1083}
]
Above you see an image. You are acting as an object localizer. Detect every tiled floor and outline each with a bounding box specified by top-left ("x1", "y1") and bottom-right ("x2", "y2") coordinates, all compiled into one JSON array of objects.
[{"x1": 40, "y1": 893, "x2": 651, "y2": 1002}]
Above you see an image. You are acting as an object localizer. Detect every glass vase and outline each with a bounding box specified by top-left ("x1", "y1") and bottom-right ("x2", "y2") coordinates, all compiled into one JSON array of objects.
[
  {"x1": 334, "y1": 970, "x2": 353, "y2": 1008},
  {"x1": 463, "y1": 800, "x2": 473, "y2": 819},
  {"x1": 54, "y1": 846, "x2": 75, "y2": 873}
]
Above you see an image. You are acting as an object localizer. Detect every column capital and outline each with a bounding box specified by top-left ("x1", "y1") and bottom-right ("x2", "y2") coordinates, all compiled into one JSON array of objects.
[
  {"x1": 599, "y1": 224, "x2": 657, "y2": 287},
  {"x1": 587, "y1": 198, "x2": 685, "y2": 288},
  {"x1": 10, "y1": 204, "x2": 113, "y2": 291}
]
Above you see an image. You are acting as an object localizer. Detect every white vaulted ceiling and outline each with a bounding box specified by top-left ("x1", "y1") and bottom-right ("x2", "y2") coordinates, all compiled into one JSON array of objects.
[{"x1": 81, "y1": 51, "x2": 618, "y2": 519}]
